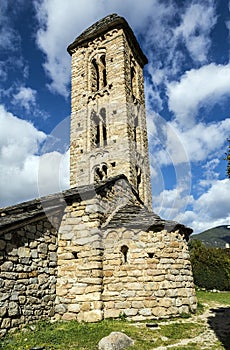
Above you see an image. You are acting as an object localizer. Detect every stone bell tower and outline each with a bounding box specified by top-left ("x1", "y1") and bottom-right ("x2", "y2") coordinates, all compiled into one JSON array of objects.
[{"x1": 68, "y1": 14, "x2": 152, "y2": 209}]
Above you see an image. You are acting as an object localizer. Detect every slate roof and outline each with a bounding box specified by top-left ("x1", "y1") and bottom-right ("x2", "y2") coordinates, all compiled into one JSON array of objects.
[
  {"x1": 67, "y1": 13, "x2": 148, "y2": 67},
  {"x1": 0, "y1": 174, "x2": 192, "y2": 239}
]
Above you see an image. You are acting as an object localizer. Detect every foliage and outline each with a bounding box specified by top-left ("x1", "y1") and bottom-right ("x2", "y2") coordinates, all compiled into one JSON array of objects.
[
  {"x1": 224, "y1": 138, "x2": 230, "y2": 179},
  {"x1": 189, "y1": 239, "x2": 230, "y2": 291}
]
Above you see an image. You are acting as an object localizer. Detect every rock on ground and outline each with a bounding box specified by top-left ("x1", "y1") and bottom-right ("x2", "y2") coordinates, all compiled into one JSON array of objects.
[{"x1": 98, "y1": 331, "x2": 134, "y2": 350}]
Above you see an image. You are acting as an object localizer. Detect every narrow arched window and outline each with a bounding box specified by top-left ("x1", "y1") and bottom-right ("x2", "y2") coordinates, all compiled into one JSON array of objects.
[
  {"x1": 121, "y1": 245, "x2": 129, "y2": 264},
  {"x1": 134, "y1": 116, "x2": 138, "y2": 145},
  {"x1": 100, "y1": 108, "x2": 107, "y2": 146},
  {"x1": 91, "y1": 59, "x2": 99, "y2": 92},
  {"x1": 130, "y1": 56, "x2": 138, "y2": 98},
  {"x1": 136, "y1": 166, "x2": 141, "y2": 193},
  {"x1": 100, "y1": 55, "x2": 107, "y2": 88},
  {"x1": 91, "y1": 110, "x2": 100, "y2": 148}
]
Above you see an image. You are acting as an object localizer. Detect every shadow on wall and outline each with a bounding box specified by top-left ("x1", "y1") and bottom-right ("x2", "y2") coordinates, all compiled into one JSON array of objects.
[{"x1": 208, "y1": 307, "x2": 230, "y2": 349}]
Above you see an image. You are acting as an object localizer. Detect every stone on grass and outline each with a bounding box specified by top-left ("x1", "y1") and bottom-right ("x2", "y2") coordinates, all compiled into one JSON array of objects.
[{"x1": 98, "y1": 331, "x2": 134, "y2": 350}]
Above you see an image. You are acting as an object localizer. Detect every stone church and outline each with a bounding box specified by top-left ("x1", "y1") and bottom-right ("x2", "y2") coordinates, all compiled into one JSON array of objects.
[{"x1": 0, "y1": 14, "x2": 196, "y2": 336}]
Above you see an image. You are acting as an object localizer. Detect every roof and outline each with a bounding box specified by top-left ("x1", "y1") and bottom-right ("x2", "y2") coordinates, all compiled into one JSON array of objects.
[
  {"x1": 103, "y1": 202, "x2": 192, "y2": 240},
  {"x1": 0, "y1": 174, "x2": 192, "y2": 239},
  {"x1": 0, "y1": 175, "x2": 128, "y2": 233},
  {"x1": 67, "y1": 13, "x2": 148, "y2": 67}
]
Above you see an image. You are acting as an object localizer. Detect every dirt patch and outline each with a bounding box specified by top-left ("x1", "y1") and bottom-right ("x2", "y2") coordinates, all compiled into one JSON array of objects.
[{"x1": 153, "y1": 303, "x2": 230, "y2": 349}]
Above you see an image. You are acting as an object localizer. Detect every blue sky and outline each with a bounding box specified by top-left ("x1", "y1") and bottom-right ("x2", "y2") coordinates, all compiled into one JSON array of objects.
[{"x1": 0, "y1": 0, "x2": 230, "y2": 233}]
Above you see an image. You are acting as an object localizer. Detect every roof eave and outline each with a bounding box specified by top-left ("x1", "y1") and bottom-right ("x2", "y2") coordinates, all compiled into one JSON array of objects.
[{"x1": 67, "y1": 15, "x2": 148, "y2": 67}]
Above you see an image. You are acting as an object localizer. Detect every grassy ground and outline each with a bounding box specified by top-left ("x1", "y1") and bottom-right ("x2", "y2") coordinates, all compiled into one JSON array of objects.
[
  {"x1": 1, "y1": 291, "x2": 230, "y2": 350},
  {"x1": 196, "y1": 289, "x2": 230, "y2": 305}
]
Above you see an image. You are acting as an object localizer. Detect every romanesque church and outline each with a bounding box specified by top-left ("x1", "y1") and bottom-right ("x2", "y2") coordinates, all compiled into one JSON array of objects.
[{"x1": 0, "y1": 14, "x2": 197, "y2": 336}]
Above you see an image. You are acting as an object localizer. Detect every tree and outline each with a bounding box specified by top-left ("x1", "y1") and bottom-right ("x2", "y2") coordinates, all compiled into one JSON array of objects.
[{"x1": 224, "y1": 138, "x2": 230, "y2": 179}]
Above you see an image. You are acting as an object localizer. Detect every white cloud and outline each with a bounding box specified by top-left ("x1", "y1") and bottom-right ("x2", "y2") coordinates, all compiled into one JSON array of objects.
[
  {"x1": 13, "y1": 86, "x2": 37, "y2": 111},
  {"x1": 168, "y1": 118, "x2": 230, "y2": 164},
  {"x1": 176, "y1": 179, "x2": 230, "y2": 233},
  {"x1": 153, "y1": 178, "x2": 230, "y2": 234},
  {"x1": 153, "y1": 186, "x2": 194, "y2": 221},
  {"x1": 174, "y1": 2, "x2": 216, "y2": 63},
  {"x1": 0, "y1": 105, "x2": 69, "y2": 207},
  {"x1": 33, "y1": 0, "x2": 176, "y2": 97},
  {"x1": 167, "y1": 63, "x2": 230, "y2": 126}
]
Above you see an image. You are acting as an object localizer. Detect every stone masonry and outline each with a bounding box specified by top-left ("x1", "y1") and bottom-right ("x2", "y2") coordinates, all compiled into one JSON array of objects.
[
  {"x1": 0, "y1": 14, "x2": 197, "y2": 337},
  {"x1": 68, "y1": 14, "x2": 152, "y2": 209}
]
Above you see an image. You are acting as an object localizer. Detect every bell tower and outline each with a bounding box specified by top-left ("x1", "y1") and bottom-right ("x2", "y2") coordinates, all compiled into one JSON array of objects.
[{"x1": 68, "y1": 14, "x2": 152, "y2": 209}]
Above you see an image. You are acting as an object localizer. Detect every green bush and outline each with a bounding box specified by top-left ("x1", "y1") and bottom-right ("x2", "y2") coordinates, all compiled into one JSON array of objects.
[{"x1": 189, "y1": 239, "x2": 230, "y2": 291}]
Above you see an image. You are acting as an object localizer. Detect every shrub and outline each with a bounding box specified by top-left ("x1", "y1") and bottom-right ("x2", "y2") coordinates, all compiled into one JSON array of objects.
[{"x1": 189, "y1": 239, "x2": 230, "y2": 291}]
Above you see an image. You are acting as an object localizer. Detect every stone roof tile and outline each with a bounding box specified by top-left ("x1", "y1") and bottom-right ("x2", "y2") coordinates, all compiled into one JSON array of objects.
[{"x1": 67, "y1": 13, "x2": 148, "y2": 66}]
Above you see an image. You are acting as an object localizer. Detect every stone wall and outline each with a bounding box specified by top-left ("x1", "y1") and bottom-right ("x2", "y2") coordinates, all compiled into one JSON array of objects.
[
  {"x1": 0, "y1": 216, "x2": 59, "y2": 337},
  {"x1": 54, "y1": 196, "x2": 104, "y2": 323},
  {"x1": 102, "y1": 228, "x2": 197, "y2": 320},
  {"x1": 54, "y1": 178, "x2": 135, "y2": 322},
  {"x1": 0, "y1": 177, "x2": 197, "y2": 335},
  {"x1": 69, "y1": 22, "x2": 152, "y2": 209}
]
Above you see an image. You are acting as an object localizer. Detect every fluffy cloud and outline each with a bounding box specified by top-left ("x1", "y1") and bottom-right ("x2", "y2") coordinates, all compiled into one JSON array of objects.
[
  {"x1": 167, "y1": 63, "x2": 230, "y2": 126},
  {"x1": 174, "y1": 2, "x2": 216, "y2": 63},
  {"x1": 33, "y1": 0, "x2": 175, "y2": 96},
  {"x1": 0, "y1": 105, "x2": 69, "y2": 207},
  {"x1": 153, "y1": 179, "x2": 230, "y2": 234},
  {"x1": 168, "y1": 118, "x2": 230, "y2": 164},
  {"x1": 153, "y1": 186, "x2": 193, "y2": 221},
  {"x1": 12, "y1": 87, "x2": 37, "y2": 111},
  {"x1": 33, "y1": 0, "x2": 217, "y2": 98},
  {"x1": 175, "y1": 179, "x2": 230, "y2": 233}
]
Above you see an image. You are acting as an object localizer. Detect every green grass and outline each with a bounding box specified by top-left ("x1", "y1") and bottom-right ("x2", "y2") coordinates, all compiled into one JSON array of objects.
[
  {"x1": 196, "y1": 290, "x2": 230, "y2": 305},
  {"x1": 1, "y1": 291, "x2": 230, "y2": 350},
  {"x1": 0, "y1": 320, "x2": 205, "y2": 350}
]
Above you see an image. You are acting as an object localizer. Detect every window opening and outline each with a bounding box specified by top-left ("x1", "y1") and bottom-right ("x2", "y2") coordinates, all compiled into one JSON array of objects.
[
  {"x1": 94, "y1": 163, "x2": 108, "y2": 182},
  {"x1": 136, "y1": 166, "x2": 142, "y2": 193},
  {"x1": 148, "y1": 253, "x2": 154, "y2": 258},
  {"x1": 73, "y1": 252, "x2": 78, "y2": 259},
  {"x1": 91, "y1": 59, "x2": 99, "y2": 92},
  {"x1": 101, "y1": 55, "x2": 107, "y2": 88},
  {"x1": 134, "y1": 116, "x2": 138, "y2": 145},
  {"x1": 96, "y1": 125, "x2": 100, "y2": 147},
  {"x1": 130, "y1": 56, "x2": 138, "y2": 98},
  {"x1": 91, "y1": 108, "x2": 107, "y2": 148},
  {"x1": 102, "y1": 164, "x2": 108, "y2": 176},
  {"x1": 100, "y1": 108, "x2": 107, "y2": 146},
  {"x1": 121, "y1": 245, "x2": 129, "y2": 264},
  {"x1": 91, "y1": 54, "x2": 107, "y2": 92}
]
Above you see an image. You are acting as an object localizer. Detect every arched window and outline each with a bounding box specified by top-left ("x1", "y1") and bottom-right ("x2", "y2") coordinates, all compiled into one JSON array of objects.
[
  {"x1": 121, "y1": 245, "x2": 129, "y2": 264},
  {"x1": 136, "y1": 166, "x2": 141, "y2": 194},
  {"x1": 94, "y1": 164, "x2": 108, "y2": 182},
  {"x1": 91, "y1": 59, "x2": 99, "y2": 92},
  {"x1": 130, "y1": 56, "x2": 138, "y2": 98},
  {"x1": 91, "y1": 108, "x2": 107, "y2": 148},
  {"x1": 90, "y1": 54, "x2": 107, "y2": 92},
  {"x1": 100, "y1": 55, "x2": 107, "y2": 88}
]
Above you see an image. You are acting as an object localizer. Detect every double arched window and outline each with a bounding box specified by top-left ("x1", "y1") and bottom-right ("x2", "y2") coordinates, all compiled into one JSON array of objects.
[
  {"x1": 91, "y1": 108, "x2": 107, "y2": 148},
  {"x1": 91, "y1": 54, "x2": 107, "y2": 92},
  {"x1": 94, "y1": 163, "x2": 108, "y2": 182}
]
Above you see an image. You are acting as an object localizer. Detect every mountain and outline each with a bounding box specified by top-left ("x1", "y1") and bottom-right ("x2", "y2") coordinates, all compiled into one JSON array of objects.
[{"x1": 190, "y1": 225, "x2": 230, "y2": 248}]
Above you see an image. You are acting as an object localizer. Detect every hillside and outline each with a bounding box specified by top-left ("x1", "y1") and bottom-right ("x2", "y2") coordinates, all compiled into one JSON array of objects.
[{"x1": 190, "y1": 225, "x2": 230, "y2": 248}]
